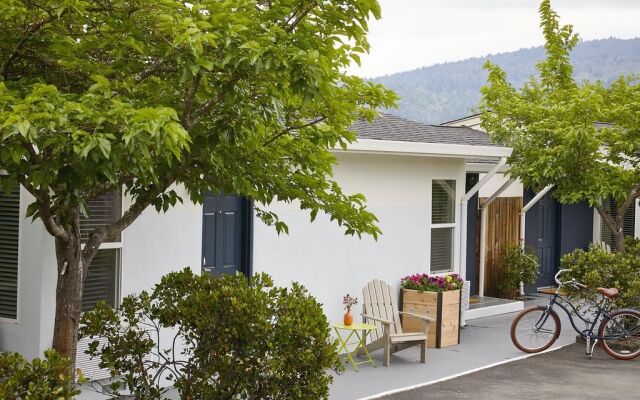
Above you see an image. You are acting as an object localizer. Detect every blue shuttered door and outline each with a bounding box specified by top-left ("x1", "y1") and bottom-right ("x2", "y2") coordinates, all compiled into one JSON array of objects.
[
  {"x1": 535, "y1": 193, "x2": 557, "y2": 288},
  {"x1": 202, "y1": 194, "x2": 246, "y2": 276}
]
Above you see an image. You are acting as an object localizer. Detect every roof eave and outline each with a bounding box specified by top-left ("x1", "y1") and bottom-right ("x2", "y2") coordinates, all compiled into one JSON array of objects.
[{"x1": 334, "y1": 138, "x2": 512, "y2": 159}]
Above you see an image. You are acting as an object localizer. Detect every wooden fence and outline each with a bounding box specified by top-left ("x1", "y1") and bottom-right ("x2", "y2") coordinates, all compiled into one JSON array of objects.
[{"x1": 479, "y1": 196, "x2": 523, "y2": 297}]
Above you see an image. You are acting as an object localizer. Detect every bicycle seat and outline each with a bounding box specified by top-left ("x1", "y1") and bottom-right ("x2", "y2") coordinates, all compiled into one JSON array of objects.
[{"x1": 597, "y1": 287, "x2": 619, "y2": 299}]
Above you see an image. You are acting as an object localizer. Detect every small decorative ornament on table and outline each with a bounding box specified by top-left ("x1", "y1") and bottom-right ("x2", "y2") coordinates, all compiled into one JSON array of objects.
[
  {"x1": 342, "y1": 294, "x2": 358, "y2": 326},
  {"x1": 401, "y1": 273, "x2": 464, "y2": 348}
]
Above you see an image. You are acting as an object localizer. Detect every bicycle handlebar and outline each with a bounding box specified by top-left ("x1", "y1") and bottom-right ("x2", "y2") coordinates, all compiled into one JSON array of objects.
[
  {"x1": 554, "y1": 269, "x2": 571, "y2": 285},
  {"x1": 554, "y1": 269, "x2": 587, "y2": 289}
]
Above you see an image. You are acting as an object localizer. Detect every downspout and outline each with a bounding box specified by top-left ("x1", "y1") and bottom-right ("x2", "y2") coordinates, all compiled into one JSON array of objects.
[
  {"x1": 459, "y1": 157, "x2": 507, "y2": 282},
  {"x1": 519, "y1": 184, "x2": 554, "y2": 295},
  {"x1": 477, "y1": 178, "x2": 516, "y2": 297}
]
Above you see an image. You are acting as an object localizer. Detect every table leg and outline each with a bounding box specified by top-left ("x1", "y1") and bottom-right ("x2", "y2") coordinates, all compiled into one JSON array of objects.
[
  {"x1": 334, "y1": 328, "x2": 359, "y2": 371},
  {"x1": 353, "y1": 330, "x2": 376, "y2": 368}
]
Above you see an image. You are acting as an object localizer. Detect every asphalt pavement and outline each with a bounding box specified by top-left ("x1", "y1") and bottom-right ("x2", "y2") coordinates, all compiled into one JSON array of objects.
[{"x1": 379, "y1": 343, "x2": 639, "y2": 400}]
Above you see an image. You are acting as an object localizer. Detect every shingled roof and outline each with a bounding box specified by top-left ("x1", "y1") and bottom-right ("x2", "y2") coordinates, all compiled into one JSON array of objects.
[{"x1": 350, "y1": 113, "x2": 504, "y2": 148}]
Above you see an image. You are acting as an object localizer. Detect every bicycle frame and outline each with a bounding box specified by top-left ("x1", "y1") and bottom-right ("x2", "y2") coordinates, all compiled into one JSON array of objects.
[{"x1": 542, "y1": 292, "x2": 616, "y2": 341}]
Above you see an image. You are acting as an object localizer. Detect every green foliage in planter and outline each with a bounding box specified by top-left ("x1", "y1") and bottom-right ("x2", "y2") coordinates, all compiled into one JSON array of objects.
[
  {"x1": 80, "y1": 269, "x2": 341, "y2": 400},
  {"x1": 0, "y1": 350, "x2": 83, "y2": 399},
  {"x1": 497, "y1": 246, "x2": 539, "y2": 299},
  {"x1": 561, "y1": 239, "x2": 640, "y2": 310}
]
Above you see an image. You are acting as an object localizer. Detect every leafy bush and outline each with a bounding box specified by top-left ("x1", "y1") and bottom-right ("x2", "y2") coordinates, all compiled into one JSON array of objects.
[
  {"x1": 0, "y1": 350, "x2": 82, "y2": 399},
  {"x1": 80, "y1": 269, "x2": 341, "y2": 400},
  {"x1": 497, "y1": 246, "x2": 539, "y2": 299},
  {"x1": 562, "y1": 238, "x2": 640, "y2": 310},
  {"x1": 401, "y1": 273, "x2": 464, "y2": 292}
]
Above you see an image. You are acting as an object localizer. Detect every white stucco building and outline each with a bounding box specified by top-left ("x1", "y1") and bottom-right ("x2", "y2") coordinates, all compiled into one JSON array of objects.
[{"x1": 0, "y1": 114, "x2": 511, "y2": 377}]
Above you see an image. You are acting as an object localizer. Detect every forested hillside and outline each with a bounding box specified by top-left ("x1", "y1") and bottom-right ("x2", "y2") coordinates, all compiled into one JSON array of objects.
[{"x1": 373, "y1": 38, "x2": 640, "y2": 124}]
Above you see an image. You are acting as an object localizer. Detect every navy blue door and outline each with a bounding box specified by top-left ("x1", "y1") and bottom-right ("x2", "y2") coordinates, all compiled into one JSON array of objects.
[
  {"x1": 535, "y1": 194, "x2": 557, "y2": 287},
  {"x1": 202, "y1": 193, "x2": 251, "y2": 276}
]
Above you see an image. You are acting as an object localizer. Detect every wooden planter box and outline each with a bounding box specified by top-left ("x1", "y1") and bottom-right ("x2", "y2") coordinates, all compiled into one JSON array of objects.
[{"x1": 402, "y1": 289, "x2": 461, "y2": 348}]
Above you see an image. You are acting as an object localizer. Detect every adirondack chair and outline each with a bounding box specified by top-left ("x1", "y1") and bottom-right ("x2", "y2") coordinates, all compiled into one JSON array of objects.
[{"x1": 360, "y1": 279, "x2": 435, "y2": 366}]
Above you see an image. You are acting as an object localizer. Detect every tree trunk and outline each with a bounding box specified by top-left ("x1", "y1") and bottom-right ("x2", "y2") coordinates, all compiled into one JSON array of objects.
[
  {"x1": 613, "y1": 225, "x2": 626, "y2": 253},
  {"x1": 51, "y1": 231, "x2": 84, "y2": 367},
  {"x1": 595, "y1": 206, "x2": 626, "y2": 253}
]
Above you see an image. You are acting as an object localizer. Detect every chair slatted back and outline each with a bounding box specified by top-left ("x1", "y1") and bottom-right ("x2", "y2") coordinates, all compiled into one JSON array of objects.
[{"x1": 362, "y1": 279, "x2": 403, "y2": 342}]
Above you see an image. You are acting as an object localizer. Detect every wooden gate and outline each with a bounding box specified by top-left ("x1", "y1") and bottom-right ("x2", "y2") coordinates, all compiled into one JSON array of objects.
[{"x1": 479, "y1": 197, "x2": 523, "y2": 297}]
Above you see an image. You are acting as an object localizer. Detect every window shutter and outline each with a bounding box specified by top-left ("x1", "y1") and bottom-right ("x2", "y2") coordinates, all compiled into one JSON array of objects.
[
  {"x1": 431, "y1": 227, "x2": 454, "y2": 273},
  {"x1": 432, "y1": 180, "x2": 456, "y2": 224},
  {"x1": 600, "y1": 198, "x2": 636, "y2": 251},
  {"x1": 0, "y1": 187, "x2": 19, "y2": 319},
  {"x1": 80, "y1": 192, "x2": 122, "y2": 242},
  {"x1": 82, "y1": 249, "x2": 118, "y2": 312}
]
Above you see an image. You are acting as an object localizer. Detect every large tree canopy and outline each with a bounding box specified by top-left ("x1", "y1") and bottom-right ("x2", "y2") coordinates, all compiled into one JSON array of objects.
[
  {"x1": 0, "y1": 0, "x2": 396, "y2": 361},
  {"x1": 480, "y1": 0, "x2": 640, "y2": 252}
]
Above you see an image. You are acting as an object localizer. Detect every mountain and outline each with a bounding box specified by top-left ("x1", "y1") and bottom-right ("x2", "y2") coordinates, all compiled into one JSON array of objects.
[{"x1": 372, "y1": 38, "x2": 640, "y2": 124}]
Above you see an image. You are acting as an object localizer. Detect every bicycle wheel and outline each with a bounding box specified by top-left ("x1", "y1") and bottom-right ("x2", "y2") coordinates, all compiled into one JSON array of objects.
[
  {"x1": 599, "y1": 309, "x2": 640, "y2": 360},
  {"x1": 511, "y1": 306, "x2": 561, "y2": 353}
]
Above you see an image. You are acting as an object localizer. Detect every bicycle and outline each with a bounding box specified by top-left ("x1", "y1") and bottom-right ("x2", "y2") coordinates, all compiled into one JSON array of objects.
[{"x1": 510, "y1": 269, "x2": 640, "y2": 360}]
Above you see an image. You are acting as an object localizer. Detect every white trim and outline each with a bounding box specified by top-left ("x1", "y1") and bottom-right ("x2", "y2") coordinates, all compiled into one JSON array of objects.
[
  {"x1": 592, "y1": 207, "x2": 601, "y2": 244},
  {"x1": 97, "y1": 242, "x2": 123, "y2": 250},
  {"x1": 431, "y1": 223, "x2": 456, "y2": 229},
  {"x1": 635, "y1": 199, "x2": 640, "y2": 240},
  {"x1": 336, "y1": 139, "x2": 512, "y2": 159},
  {"x1": 430, "y1": 178, "x2": 458, "y2": 275},
  {"x1": 465, "y1": 162, "x2": 510, "y2": 173},
  {"x1": 359, "y1": 343, "x2": 571, "y2": 400}
]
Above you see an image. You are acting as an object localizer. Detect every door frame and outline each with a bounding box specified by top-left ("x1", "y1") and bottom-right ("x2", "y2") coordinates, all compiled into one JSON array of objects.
[{"x1": 200, "y1": 195, "x2": 254, "y2": 277}]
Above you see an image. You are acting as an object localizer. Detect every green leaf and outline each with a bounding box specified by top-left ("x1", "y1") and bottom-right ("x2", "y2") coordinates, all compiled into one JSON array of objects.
[{"x1": 16, "y1": 120, "x2": 30, "y2": 136}]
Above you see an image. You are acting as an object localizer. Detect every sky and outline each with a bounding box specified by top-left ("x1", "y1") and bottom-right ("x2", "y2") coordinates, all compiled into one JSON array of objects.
[{"x1": 349, "y1": 0, "x2": 640, "y2": 78}]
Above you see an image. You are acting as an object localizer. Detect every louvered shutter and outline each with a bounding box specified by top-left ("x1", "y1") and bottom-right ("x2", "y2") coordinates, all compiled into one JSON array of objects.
[
  {"x1": 600, "y1": 198, "x2": 636, "y2": 251},
  {"x1": 80, "y1": 192, "x2": 121, "y2": 242},
  {"x1": 431, "y1": 227, "x2": 454, "y2": 273},
  {"x1": 0, "y1": 186, "x2": 19, "y2": 319},
  {"x1": 432, "y1": 180, "x2": 456, "y2": 224},
  {"x1": 431, "y1": 180, "x2": 456, "y2": 273},
  {"x1": 81, "y1": 249, "x2": 118, "y2": 312}
]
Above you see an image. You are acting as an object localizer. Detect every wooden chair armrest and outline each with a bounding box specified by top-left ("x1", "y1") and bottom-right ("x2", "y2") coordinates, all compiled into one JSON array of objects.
[
  {"x1": 361, "y1": 313, "x2": 393, "y2": 325},
  {"x1": 399, "y1": 311, "x2": 436, "y2": 322}
]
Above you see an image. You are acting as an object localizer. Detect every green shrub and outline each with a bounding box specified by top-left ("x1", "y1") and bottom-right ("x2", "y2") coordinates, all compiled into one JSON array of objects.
[
  {"x1": 80, "y1": 269, "x2": 341, "y2": 400},
  {"x1": 561, "y1": 238, "x2": 640, "y2": 310},
  {"x1": 497, "y1": 246, "x2": 539, "y2": 299},
  {"x1": 0, "y1": 350, "x2": 82, "y2": 399}
]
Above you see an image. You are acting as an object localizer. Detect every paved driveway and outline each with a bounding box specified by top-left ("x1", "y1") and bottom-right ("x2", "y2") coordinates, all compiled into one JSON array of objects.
[{"x1": 380, "y1": 343, "x2": 639, "y2": 400}]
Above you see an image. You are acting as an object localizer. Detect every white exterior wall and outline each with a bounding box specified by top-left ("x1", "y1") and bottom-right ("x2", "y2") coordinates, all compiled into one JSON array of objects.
[
  {"x1": 0, "y1": 186, "x2": 203, "y2": 358},
  {"x1": 2, "y1": 154, "x2": 467, "y2": 356},
  {"x1": 0, "y1": 188, "x2": 52, "y2": 359},
  {"x1": 253, "y1": 152, "x2": 466, "y2": 323}
]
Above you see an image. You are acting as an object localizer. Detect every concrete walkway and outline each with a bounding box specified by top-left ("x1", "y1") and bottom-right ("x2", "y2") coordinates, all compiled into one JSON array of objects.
[
  {"x1": 379, "y1": 343, "x2": 639, "y2": 400},
  {"x1": 329, "y1": 298, "x2": 576, "y2": 400}
]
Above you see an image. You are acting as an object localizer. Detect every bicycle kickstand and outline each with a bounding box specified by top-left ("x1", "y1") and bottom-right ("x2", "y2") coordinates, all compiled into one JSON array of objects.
[{"x1": 585, "y1": 336, "x2": 599, "y2": 359}]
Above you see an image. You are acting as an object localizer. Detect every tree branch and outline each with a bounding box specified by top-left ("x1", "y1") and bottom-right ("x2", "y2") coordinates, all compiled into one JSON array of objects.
[
  {"x1": 181, "y1": 72, "x2": 202, "y2": 127},
  {"x1": 618, "y1": 183, "x2": 640, "y2": 219},
  {"x1": 1, "y1": 15, "x2": 58, "y2": 79},
  {"x1": 594, "y1": 202, "x2": 618, "y2": 235},
  {"x1": 263, "y1": 116, "x2": 326, "y2": 146},
  {"x1": 284, "y1": 1, "x2": 318, "y2": 33},
  {"x1": 16, "y1": 175, "x2": 69, "y2": 241}
]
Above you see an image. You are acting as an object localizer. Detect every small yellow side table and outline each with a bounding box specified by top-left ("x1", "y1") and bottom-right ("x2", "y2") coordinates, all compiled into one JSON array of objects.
[{"x1": 332, "y1": 322, "x2": 376, "y2": 371}]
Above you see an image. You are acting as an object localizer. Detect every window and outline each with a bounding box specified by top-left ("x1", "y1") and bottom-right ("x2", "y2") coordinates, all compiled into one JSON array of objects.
[
  {"x1": 431, "y1": 180, "x2": 456, "y2": 273},
  {"x1": 0, "y1": 185, "x2": 20, "y2": 320},
  {"x1": 80, "y1": 192, "x2": 122, "y2": 312},
  {"x1": 600, "y1": 198, "x2": 635, "y2": 251}
]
